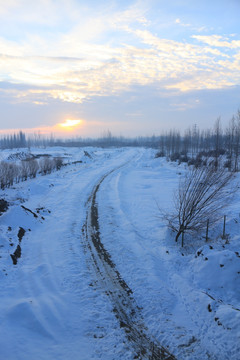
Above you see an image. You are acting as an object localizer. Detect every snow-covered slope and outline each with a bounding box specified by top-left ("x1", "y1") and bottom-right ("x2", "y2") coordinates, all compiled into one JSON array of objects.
[{"x1": 0, "y1": 147, "x2": 239, "y2": 359}]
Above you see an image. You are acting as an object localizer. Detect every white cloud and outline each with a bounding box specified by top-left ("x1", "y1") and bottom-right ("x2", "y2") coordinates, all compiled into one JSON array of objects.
[
  {"x1": 0, "y1": 1, "x2": 239, "y2": 105},
  {"x1": 175, "y1": 18, "x2": 191, "y2": 27},
  {"x1": 192, "y1": 35, "x2": 240, "y2": 48}
]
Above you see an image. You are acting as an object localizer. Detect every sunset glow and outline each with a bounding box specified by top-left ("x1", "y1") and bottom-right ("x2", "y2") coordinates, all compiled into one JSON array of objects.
[
  {"x1": 0, "y1": 119, "x2": 85, "y2": 138},
  {"x1": 58, "y1": 119, "x2": 83, "y2": 130},
  {"x1": 0, "y1": 1, "x2": 239, "y2": 136}
]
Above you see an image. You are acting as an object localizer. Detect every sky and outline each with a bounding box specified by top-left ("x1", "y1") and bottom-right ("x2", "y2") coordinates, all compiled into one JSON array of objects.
[{"x1": 0, "y1": 0, "x2": 240, "y2": 138}]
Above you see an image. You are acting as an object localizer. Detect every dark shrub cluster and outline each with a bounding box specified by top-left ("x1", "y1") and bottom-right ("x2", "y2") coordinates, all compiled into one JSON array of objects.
[{"x1": 155, "y1": 151, "x2": 165, "y2": 158}]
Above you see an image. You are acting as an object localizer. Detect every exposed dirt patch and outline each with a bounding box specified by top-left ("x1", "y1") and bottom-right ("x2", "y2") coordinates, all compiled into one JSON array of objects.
[
  {"x1": 32, "y1": 153, "x2": 51, "y2": 159},
  {"x1": 84, "y1": 150, "x2": 92, "y2": 159},
  {"x1": 82, "y1": 170, "x2": 176, "y2": 360},
  {"x1": 21, "y1": 205, "x2": 38, "y2": 218},
  {"x1": 10, "y1": 244, "x2": 22, "y2": 265},
  {"x1": 18, "y1": 227, "x2": 26, "y2": 242},
  {"x1": 72, "y1": 160, "x2": 83, "y2": 165},
  {"x1": 0, "y1": 199, "x2": 9, "y2": 216},
  {"x1": 10, "y1": 226, "x2": 26, "y2": 265}
]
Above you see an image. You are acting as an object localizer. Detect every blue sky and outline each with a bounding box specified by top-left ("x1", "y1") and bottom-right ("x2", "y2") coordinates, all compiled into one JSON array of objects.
[{"x1": 0, "y1": 0, "x2": 240, "y2": 137}]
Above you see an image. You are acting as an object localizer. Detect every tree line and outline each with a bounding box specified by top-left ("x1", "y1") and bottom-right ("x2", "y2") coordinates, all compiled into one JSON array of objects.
[
  {"x1": 160, "y1": 113, "x2": 240, "y2": 247},
  {"x1": 0, "y1": 131, "x2": 27, "y2": 149},
  {"x1": 0, "y1": 156, "x2": 63, "y2": 190},
  {"x1": 156, "y1": 112, "x2": 240, "y2": 172},
  {"x1": 1, "y1": 110, "x2": 240, "y2": 171}
]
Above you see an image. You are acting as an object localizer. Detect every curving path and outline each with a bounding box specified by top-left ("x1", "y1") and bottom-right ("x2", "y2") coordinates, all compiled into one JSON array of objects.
[{"x1": 82, "y1": 164, "x2": 176, "y2": 360}]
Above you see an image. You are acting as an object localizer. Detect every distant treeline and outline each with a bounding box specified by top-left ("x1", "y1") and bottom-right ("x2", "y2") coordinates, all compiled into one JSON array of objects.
[
  {"x1": 0, "y1": 130, "x2": 160, "y2": 149},
  {"x1": 1, "y1": 110, "x2": 240, "y2": 171},
  {"x1": 0, "y1": 131, "x2": 27, "y2": 149}
]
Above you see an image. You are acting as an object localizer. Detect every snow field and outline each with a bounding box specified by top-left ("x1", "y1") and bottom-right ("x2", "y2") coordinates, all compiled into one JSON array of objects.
[
  {"x1": 0, "y1": 146, "x2": 239, "y2": 359},
  {"x1": 97, "y1": 148, "x2": 240, "y2": 360}
]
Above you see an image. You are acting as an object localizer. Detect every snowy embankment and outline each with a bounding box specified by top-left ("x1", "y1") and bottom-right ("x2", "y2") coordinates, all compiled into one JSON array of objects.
[{"x1": 0, "y1": 146, "x2": 239, "y2": 360}]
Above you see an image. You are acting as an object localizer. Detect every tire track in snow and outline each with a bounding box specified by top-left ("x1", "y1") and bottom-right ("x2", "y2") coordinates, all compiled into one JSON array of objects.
[{"x1": 82, "y1": 167, "x2": 176, "y2": 360}]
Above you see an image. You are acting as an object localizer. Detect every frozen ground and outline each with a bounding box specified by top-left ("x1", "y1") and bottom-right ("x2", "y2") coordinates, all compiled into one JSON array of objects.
[{"x1": 0, "y1": 147, "x2": 239, "y2": 359}]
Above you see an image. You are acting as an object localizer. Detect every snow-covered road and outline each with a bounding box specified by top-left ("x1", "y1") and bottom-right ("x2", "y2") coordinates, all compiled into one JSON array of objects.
[
  {"x1": 0, "y1": 147, "x2": 239, "y2": 360},
  {"x1": 82, "y1": 154, "x2": 175, "y2": 359}
]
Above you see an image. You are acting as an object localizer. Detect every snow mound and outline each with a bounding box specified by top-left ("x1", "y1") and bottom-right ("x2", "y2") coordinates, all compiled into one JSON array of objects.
[{"x1": 193, "y1": 245, "x2": 240, "y2": 305}]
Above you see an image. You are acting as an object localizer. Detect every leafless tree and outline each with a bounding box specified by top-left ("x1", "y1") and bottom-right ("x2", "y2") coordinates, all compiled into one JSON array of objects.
[
  {"x1": 27, "y1": 159, "x2": 39, "y2": 178},
  {"x1": 0, "y1": 162, "x2": 7, "y2": 189},
  {"x1": 213, "y1": 117, "x2": 222, "y2": 169},
  {"x1": 54, "y1": 157, "x2": 63, "y2": 170},
  {"x1": 165, "y1": 165, "x2": 234, "y2": 246},
  {"x1": 21, "y1": 160, "x2": 29, "y2": 181},
  {"x1": 39, "y1": 157, "x2": 54, "y2": 175},
  {"x1": 225, "y1": 116, "x2": 235, "y2": 171}
]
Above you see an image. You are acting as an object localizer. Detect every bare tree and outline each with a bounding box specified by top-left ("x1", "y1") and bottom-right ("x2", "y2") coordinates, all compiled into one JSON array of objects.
[
  {"x1": 21, "y1": 160, "x2": 29, "y2": 181},
  {"x1": 39, "y1": 157, "x2": 54, "y2": 175},
  {"x1": 225, "y1": 116, "x2": 235, "y2": 171},
  {"x1": 54, "y1": 157, "x2": 63, "y2": 170},
  {"x1": 165, "y1": 165, "x2": 234, "y2": 246},
  {"x1": 28, "y1": 159, "x2": 39, "y2": 178},
  {"x1": 213, "y1": 117, "x2": 223, "y2": 169}
]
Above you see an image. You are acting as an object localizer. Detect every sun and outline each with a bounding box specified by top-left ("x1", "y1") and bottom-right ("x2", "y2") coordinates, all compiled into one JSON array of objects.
[{"x1": 58, "y1": 119, "x2": 82, "y2": 131}]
